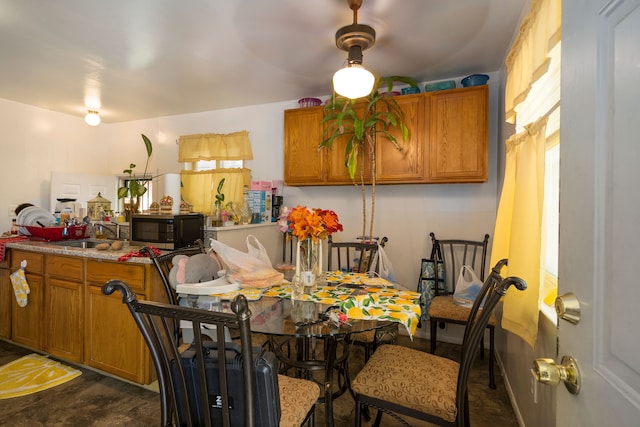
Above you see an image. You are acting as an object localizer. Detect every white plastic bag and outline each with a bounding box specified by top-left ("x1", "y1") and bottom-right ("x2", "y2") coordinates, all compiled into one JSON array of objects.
[
  {"x1": 453, "y1": 265, "x2": 484, "y2": 308},
  {"x1": 369, "y1": 245, "x2": 396, "y2": 283},
  {"x1": 210, "y1": 237, "x2": 283, "y2": 289},
  {"x1": 246, "y1": 234, "x2": 272, "y2": 267}
]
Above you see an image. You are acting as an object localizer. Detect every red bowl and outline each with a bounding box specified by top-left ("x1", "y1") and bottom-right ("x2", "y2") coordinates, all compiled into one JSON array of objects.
[{"x1": 22, "y1": 225, "x2": 87, "y2": 241}]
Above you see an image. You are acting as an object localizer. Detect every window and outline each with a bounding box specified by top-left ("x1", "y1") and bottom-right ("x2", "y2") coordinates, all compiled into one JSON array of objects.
[
  {"x1": 119, "y1": 177, "x2": 153, "y2": 213},
  {"x1": 192, "y1": 160, "x2": 244, "y2": 171}
]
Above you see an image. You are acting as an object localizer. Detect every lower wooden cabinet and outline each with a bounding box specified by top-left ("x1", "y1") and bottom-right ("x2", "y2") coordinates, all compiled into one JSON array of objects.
[
  {"x1": 11, "y1": 273, "x2": 43, "y2": 349},
  {"x1": 3, "y1": 248, "x2": 162, "y2": 385},
  {"x1": 0, "y1": 259, "x2": 11, "y2": 339},
  {"x1": 10, "y1": 250, "x2": 44, "y2": 349},
  {"x1": 45, "y1": 278, "x2": 83, "y2": 361},
  {"x1": 85, "y1": 285, "x2": 149, "y2": 383}
]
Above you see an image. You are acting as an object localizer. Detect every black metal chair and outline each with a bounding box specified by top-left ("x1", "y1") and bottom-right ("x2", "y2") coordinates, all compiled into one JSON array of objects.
[
  {"x1": 326, "y1": 235, "x2": 388, "y2": 274},
  {"x1": 141, "y1": 241, "x2": 207, "y2": 344},
  {"x1": 426, "y1": 233, "x2": 497, "y2": 388},
  {"x1": 352, "y1": 260, "x2": 526, "y2": 427},
  {"x1": 141, "y1": 240, "x2": 206, "y2": 306},
  {"x1": 326, "y1": 236, "x2": 393, "y2": 362},
  {"x1": 102, "y1": 280, "x2": 318, "y2": 427}
]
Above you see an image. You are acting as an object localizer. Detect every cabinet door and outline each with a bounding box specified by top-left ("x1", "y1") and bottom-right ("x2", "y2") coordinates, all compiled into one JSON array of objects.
[
  {"x1": 284, "y1": 107, "x2": 325, "y2": 185},
  {"x1": 428, "y1": 86, "x2": 488, "y2": 182},
  {"x1": 12, "y1": 273, "x2": 43, "y2": 349},
  {"x1": 0, "y1": 268, "x2": 11, "y2": 338},
  {"x1": 376, "y1": 94, "x2": 428, "y2": 182},
  {"x1": 325, "y1": 102, "x2": 372, "y2": 184},
  {"x1": 45, "y1": 277, "x2": 83, "y2": 362},
  {"x1": 85, "y1": 285, "x2": 149, "y2": 383}
]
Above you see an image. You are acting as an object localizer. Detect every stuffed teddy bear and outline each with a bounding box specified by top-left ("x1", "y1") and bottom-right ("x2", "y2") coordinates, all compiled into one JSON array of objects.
[{"x1": 168, "y1": 251, "x2": 222, "y2": 289}]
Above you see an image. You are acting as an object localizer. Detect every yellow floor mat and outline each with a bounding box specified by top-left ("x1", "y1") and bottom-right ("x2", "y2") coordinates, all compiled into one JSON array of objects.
[{"x1": 0, "y1": 353, "x2": 81, "y2": 399}]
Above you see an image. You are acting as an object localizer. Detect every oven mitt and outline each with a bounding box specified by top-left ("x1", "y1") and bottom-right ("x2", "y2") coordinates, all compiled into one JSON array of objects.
[{"x1": 10, "y1": 260, "x2": 30, "y2": 307}]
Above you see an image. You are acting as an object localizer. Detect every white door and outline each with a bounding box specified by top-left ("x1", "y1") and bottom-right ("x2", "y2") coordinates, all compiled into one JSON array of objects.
[{"x1": 558, "y1": 0, "x2": 640, "y2": 425}]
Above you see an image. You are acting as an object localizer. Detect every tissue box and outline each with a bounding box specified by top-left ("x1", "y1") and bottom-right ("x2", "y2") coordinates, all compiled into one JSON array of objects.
[
  {"x1": 247, "y1": 190, "x2": 272, "y2": 223},
  {"x1": 250, "y1": 180, "x2": 272, "y2": 191}
]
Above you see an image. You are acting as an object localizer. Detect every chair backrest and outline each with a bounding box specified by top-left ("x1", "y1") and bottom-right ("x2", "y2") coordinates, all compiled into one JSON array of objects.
[
  {"x1": 429, "y1": 232, "x2": 489, "y2": 295},
  {"x1": 102, "y1": 279, "x2": 262, "y2": 427},
  {"x1": 142, "y1": 240, "x2": 206, "y2": 306},
  {"x1": 327, "y1": 236, "x2": 388, "y2": 273},
  {"x1": 455, "y1": 259, "x2": 526, "y2": 424}
]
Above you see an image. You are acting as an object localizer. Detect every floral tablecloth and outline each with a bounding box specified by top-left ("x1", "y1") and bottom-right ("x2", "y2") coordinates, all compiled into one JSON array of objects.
[{"x1": 208, "y1": 272, "x2": 421, "y2": 338}]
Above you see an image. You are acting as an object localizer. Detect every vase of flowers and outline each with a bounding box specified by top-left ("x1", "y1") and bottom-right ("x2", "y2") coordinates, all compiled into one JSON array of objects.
[{"x1": 278, "y1": 206, "x2": 343, "y2": 299}]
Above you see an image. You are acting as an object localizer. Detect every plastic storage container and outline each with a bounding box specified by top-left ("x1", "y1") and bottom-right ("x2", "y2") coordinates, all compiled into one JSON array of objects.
[
  {"x1": 461, "y1": 74, "x2": 489, "y2": 87},
  {"x1": 425, "y1": 80, "x2": 456, "y2": 92}
]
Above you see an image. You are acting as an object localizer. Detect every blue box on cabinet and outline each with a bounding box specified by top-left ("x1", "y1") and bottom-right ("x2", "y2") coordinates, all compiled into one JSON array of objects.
[{"x1": 247, "y1": 190, "x2": 272, "y2": 223}]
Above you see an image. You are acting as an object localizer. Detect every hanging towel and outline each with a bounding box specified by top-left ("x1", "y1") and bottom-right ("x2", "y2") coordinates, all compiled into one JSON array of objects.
[
  {"x1": 0, "y1": 235, "x2": 28, "y2": 262},
  {"x1": 10, "y1": 260, "x2": 30, "y2": 307}
]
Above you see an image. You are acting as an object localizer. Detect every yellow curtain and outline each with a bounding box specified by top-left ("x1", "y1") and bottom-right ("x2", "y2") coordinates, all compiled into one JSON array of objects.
[
  {"x1": 491, "y1": 116, "x2": 547, "y2": 348},
  {"x1": 505, "y1": 0, "x2": 561, "y2": 124},
  {"x1": 178, "y1": 131, "x2": 254, "y2": 161},
  {"x1": 180, "y1": 168, "x2": 251, "y2": 215}
]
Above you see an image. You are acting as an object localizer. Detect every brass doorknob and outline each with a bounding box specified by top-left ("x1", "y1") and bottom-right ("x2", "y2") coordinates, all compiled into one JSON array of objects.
[
  {"x1": 533, "y1": 355, "x2": 581, "y2": 395},
  {"x1": 555, "y1": 292, "x2": 581, "y2": 324}
]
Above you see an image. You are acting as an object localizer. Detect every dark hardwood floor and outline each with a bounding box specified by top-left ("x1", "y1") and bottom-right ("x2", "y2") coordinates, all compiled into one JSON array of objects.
[{"x1": 0, "y1": 336, "x2": 518, "y2": 426}]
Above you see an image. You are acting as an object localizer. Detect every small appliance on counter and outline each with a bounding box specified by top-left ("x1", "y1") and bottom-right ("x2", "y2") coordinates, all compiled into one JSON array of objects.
[
  {"x1": 130, "y1": 213, "x2": 204, "y2": 250},
  {"x1": 54, "y1": 198, "x2": 82, "y2": 217}
]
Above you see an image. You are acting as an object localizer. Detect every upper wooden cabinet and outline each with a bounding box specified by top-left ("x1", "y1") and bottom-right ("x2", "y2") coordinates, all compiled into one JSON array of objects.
[
  {"x1": 283, "y1": 85, "x2": 488, "y2": 185},
  {"x1": 283, "y1": 107, "x2": 325, "y2": 185},
  {"x1": 375, "y1": 93, "x2": 428, "y2": 183},
  {"x1": 428, "y1": 85, "x2": 488, "y2": 182}
]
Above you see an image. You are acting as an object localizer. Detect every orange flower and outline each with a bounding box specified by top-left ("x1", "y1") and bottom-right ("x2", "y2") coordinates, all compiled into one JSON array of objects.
[{"x1": 283, "y1": 205, "x2": 343, "y2": 241}]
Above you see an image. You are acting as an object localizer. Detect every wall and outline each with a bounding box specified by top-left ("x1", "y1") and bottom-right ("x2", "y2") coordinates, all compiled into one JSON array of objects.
[
  {"x1": 492, "y1": 57, "x2": 557, "y2": 427},
  {"x1": 0, "y1": 73, "x2": 500, "y2": 342}
]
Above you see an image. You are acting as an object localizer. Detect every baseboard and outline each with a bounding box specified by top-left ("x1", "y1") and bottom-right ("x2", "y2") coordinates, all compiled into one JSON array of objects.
[{"x1": 495, "y1": 351, "x2": 526, "y2": 427}]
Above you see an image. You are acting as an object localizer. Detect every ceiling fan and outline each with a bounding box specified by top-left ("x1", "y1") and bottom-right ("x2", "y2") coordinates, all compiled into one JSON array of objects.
[{"x1": 332, "y1": 0, "x2": 377, "y2": 98}]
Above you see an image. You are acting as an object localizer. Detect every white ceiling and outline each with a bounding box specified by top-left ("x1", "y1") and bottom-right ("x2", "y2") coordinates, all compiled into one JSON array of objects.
[{"x1": 0, "y1": 0, "x2": 527, "y2": 124}]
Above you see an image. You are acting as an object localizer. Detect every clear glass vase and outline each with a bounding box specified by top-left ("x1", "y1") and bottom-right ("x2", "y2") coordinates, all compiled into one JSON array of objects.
[{"x1": 292, "y1": 237, "x2": 322, "y2": 299}]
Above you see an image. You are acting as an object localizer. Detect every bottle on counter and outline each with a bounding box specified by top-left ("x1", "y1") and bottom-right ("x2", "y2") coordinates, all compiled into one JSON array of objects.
[
  {"x1": 239, "y1": 187, "x2": 252, "y2": 225},
  {"x1": 11, "y1": 218, "x2": 18, "y2": 235}
]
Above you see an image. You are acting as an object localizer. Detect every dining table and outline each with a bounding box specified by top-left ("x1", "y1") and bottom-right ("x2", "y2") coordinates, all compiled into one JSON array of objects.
[{"x1": 178, "y1": 271, "x2": 421, "y2": 427}]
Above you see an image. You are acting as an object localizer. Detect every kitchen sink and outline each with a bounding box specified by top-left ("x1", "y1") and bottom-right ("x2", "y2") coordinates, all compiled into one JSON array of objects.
[{"x1": 50, "y1": 239, "x2": 114, "y2": 248}]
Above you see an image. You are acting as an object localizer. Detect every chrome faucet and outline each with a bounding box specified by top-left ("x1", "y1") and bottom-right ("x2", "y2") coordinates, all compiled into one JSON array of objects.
[{"x1": 94, "y1": 222, "x2": 121, "y2": 239}]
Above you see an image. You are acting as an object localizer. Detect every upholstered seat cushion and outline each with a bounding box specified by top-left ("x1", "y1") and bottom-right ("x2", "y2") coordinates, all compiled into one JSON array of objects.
[
  {"x1": 351, "y1": 345, "x2": 459, "y2": 422},
  {"x1": 278, "y1": 374, "x2": 319, "y2": 427},
  {"x1": 428, "y1": 295, "x2": 497, "y2": 326}
]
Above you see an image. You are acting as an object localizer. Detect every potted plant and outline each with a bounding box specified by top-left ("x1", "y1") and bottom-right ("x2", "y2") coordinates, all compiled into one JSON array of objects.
[
  {"x1": 117, "y1": 134, "x2": 153, "y2": 216},
  {"x1": 212, "y1": 178, "x2": 225, "y2": 226},
  {"x1": 320, "y1": 76, "x2": 417, "y2": 240}
]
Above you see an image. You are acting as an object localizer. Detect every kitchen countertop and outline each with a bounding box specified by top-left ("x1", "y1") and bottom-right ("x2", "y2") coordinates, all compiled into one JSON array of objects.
[{"x1": 6, "y1": 239, "x2": 153, "y2": 264}]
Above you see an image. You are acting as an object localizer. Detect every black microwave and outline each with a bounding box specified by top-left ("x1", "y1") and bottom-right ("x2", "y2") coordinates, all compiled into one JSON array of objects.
[{"x1": 130, "y1": 213, "x2": 205, "y2": 250}]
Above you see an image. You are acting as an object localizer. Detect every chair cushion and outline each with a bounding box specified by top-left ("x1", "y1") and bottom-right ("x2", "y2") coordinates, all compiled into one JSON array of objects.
[
  {"x1": 351, "y1": 345, "x2": 459, "y2": 422},
  {"x1": 277, "y1": 374, "x2": 319, "y2": 427},
  {"x1": 428, "y1": 295, "x2": 497, "y2": 326}
]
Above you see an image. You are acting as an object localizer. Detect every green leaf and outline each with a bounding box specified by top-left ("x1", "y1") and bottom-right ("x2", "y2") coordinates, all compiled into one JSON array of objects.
[
  {"x1": 216, "y1": 178, "x2": 225, "y2": 195},
  {"x1": 141, "y1": 134, "x2": 153, "y2": 157},
  {"x1": 117, "y1": 187, "x2": 129, "y2": 199}
]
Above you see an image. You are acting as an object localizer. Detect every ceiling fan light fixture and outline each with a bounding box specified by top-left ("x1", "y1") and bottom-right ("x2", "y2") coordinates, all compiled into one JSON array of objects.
[
  {"x1": 85, "y1": 110, "x2": 100, "y2": 126},
  {"x1": 333, "y1": 63, "x2": 375, "y2": 99},
  {"x1": 332, "y1": 0, "x2": 376, "y2": 99}
]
